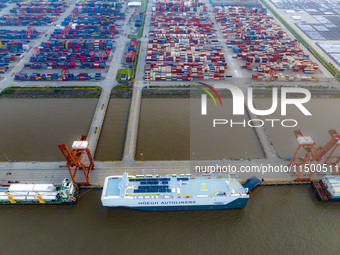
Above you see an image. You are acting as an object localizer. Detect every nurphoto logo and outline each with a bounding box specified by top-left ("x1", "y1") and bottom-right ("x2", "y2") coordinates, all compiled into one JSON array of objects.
[{"x1": 199, "y1": 83, "x2": 312, "y2": 128}]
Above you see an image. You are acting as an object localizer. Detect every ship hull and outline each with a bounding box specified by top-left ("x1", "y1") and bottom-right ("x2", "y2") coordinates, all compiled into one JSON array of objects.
[
  {"x1": 0, "y1": 201, "x2": 77, "y2": 206},
  {"x1": 110, "y1": 198, "x2": 249, "y2": 211}
]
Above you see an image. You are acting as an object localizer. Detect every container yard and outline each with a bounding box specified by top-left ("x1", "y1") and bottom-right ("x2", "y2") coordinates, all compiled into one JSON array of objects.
[
  {"x1": 0, "y1": 13, "x2": 58, "y2": 26},
  {"x1": 1, "y1": 0, "x2": 126, "y2": 81},
  {"x1": 55, "y1": 1, "x2": 124, "y2": 39},
  {"x1": 1, "y1": 0, "x2": 69, "y2": 26},
  {"x1": 10, "y1": 1, "x2": 68, "y2": 15},
  {"x1": 0, "y1": 39, "x2": 29, "y2": 73},
  {"x1": 15, "y1": 1, "x2": 124, "y2": 82},
  {"x1": 0, "y1": 27, "x2": 40, "y2": 39},
  {"x1": 18, "y1": 39, "x2": 114, "y2": 81},
  {"x1": 215, "y1": 5, "x2": 322, "y2": 81},
  {"x1": 144, "y1": 0, "x2": 227, "y2": 81}
]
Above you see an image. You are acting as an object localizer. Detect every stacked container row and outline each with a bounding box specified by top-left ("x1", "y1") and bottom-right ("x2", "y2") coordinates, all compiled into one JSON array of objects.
[
  {"x1": 24, "y1": 39, "x2": 112, "y2": 71},
  {"x1": 39, "y1": 40, "x2": 113, "y2": 52},
  {"x1": 0, "y1": 40, "x2": 27, "y2": 53},
  {"x1": 0, "y1": 14, "x2": 57, "y2": 26},
  {"x1": 50, "y1": 24, "x2": 117, "y2": 39},
  {"x1": 215, "y1": 6, "x2": 318, "y2": 81},
  {"x1": 145, "y1": 0, "x2": 227, "y2": 81},
  {"x1": 0, "y1": 29, "x2": 40, "y2": 39},
  {"x1": 14, "y1": 72, "x2": 102, "y2": 81},
  {"x1": 11, "y1": 5, "x2": 65, "y2": 14},
  {"x1": 62, "y1": 15, "x2": 122, "y2": 26}
]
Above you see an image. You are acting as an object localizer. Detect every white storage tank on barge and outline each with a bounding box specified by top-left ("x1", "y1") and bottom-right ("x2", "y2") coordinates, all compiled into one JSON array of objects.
[{"x1": 0, "y1": 179, "x2": 78, "y2": 205}]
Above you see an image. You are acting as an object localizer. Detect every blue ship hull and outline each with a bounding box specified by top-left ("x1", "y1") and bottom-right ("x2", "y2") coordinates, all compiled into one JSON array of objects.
[{"x1": 119, "y1": 198, "x2": 249, "y2": 211}]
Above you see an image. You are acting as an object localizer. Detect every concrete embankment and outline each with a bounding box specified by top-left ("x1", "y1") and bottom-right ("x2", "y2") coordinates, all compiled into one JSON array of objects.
[{"x1": 0, "y1": 86, "x2": 102, "y2": 98}]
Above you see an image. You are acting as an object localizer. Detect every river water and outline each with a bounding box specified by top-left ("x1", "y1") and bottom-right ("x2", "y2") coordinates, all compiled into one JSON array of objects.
[
  {"x1": 2, "y1": 97, "x2": 339, "y2": 161},
  {"x1": 95, "y1": 98, "x2": 131, "y2": 161},
  {"x1": 1, "y1": 186, "x2": 340, "y2": 254},
  {"x1": 136, "y1": 98, "x2": 264, "y2": 161},
  {"x1": 0, "y1": 98, "x2": 98, "y2": 161},
  {"x1": 254, "y1": 98, "x2": 340, "y2": 158}
]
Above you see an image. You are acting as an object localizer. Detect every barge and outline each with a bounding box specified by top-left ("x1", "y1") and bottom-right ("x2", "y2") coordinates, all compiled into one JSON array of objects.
[
  {"x1": 101, "y1": 172, "x2": 257, "y2": 211},
  {"x1": 311, "y1": 176, "x2": 340, "y2": 201},
  {"x1": 0, "y1": 178, "x2": 78, "y2": 205}
]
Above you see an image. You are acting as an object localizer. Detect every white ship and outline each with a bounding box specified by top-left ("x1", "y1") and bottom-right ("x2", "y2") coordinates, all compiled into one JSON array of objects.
[{"x1": 101, "y1": 172, "x2": 258, "y2": 211}]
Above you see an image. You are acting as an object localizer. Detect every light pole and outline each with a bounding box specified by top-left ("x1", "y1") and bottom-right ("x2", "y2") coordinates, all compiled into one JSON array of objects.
[{"x1": 140, "y1": 152, "x2": 143, "y2": 161}]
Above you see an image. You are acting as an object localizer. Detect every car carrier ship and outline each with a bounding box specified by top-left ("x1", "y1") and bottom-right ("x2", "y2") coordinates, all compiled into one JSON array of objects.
[
  {"x1": 0, "y1": 178, "x2": 78, "y2": 205},
  {"x1": 101, "y1": 172, "x2": 260, "y2": 211}
]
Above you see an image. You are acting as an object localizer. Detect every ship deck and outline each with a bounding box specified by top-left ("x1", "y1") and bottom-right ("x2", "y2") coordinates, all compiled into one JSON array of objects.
[{"x1": 104, "y1": 175, "x2": 247, "y2": 198}]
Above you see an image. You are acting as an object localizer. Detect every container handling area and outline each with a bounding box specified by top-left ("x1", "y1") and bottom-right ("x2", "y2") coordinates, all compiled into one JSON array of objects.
[
  {"x1": 215, "y1": 6, "x2": 320, "y2": 81},
  {"x1": 16, "y1": 0, "x2": 124, "y2": 81},
  {"x1": 145, "y1": 0, "x2": 227, "y2": 81}
]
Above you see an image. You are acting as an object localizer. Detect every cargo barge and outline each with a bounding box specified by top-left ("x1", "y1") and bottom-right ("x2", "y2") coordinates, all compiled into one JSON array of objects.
[
  {"x1": 101, "y1": 172, "x2": 258, "y2": 211},
  {"x1": 311, "y1": 176, "x2": 340, "y2": 201},
  {"x1": 0, "y1": 178, "x2": 78, "y2": 205}
]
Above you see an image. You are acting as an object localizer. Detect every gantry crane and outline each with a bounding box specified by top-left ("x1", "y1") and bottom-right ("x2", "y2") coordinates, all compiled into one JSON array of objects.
[
  {"x1": 31, "y1": 47, "x2": 40, "y2": 58},
  {"x1": 293, "y1": 39, "x2": 300, "y2": 48},
  {"x1": 289, "y1": 129, "x2": 340, "y2": 181},
  {"x1": 289, "y1": 129, "x2": 318, "y2": 181},
  {"x1": 270, "y1": 68, "x2": 277, "y2": 80},
  {"x1": 62, "y1": 25, "x2": 71, "y2": 39},
  {"x1": 109, "y1": 24, "x2": 116, "y2": 38},
  {"x1": 26, "y1": 26, "x2": 37, "y2": 39},
  {"x1": 68, "y1": 7, "x2": 79, "y2": 21},
  {"x1": 99, "y1": 49, "x2": 110, "y2": 61},
  {"x1": 58, "y1": 135, "x2": 95, "y2": 185},
  {"x1": 323, "y1": 130, "x2": 340, "y2": 175},
  {"x1": 61, "y1": 66, "x2": 69, "y2": 81}
]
